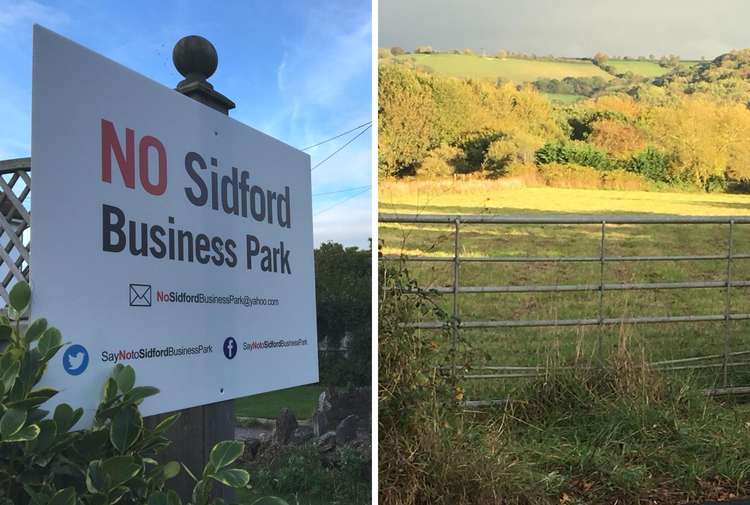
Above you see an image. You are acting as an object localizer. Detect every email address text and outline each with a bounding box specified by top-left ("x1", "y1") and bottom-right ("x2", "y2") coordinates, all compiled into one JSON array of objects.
[{"x1": 156, "y1": 290, "x2": 279, "y2": 308}]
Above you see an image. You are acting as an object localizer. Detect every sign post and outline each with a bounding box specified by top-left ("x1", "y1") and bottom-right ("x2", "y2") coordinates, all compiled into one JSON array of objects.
[
  {"x1": 142, "y1": 35, "x2": 237, "y2": 500},
  {"x1": 31, "y1": 26, "x2": 319, "y2": 500}
]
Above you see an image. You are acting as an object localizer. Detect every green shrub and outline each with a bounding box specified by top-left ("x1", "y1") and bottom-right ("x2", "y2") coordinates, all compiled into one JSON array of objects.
[
  {"x1": 0, "y1": 282, "x2": 254, "y2": 505},
  {"x1": 457, "y1": 131, "x2": 503, "y2": 173},
  {"x1": 249, "y1": 444, "x2": 370, "y2": 504},
  {"x1": 482, "y1": 137, "x2": 516, "y2": 175},
  {"x1": 537, "y1": 163, "x2": 648, "y2": 190},
  {"x1": 315, "y1": 242, "x2": 370, "y2": 388},
  {"x1": 704, "y1": 174, "x2": 728, "y2": 192},
  {"x1": 626, "y1": 146, "x2": 673, "y2": 182},
  {"x1": 536, "y1": 141, "x2": 613, "y2": 170},
  {"x1": 417, "y1": 144, "x2": 464, "y2": 177},
  {"x1": 538, "y1": 162, "x2": 603, "y2": 188},
  {"x1": 483, "y1": 131, "x2": 544, "y2": 175}
]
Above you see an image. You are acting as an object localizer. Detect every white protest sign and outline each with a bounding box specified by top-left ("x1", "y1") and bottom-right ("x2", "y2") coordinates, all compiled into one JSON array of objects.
[{"x1": 31, "y1": 25, "x2": 318, "y2": 425}]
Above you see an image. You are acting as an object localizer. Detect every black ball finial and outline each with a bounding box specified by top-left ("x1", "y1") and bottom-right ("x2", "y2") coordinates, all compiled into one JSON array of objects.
[{"x1": 172, "y1": 35, "x2": 218, "y2": 83}]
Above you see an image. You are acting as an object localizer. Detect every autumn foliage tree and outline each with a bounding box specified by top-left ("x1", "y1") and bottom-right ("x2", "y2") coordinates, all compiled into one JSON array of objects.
[{"x1": 379, "y1": 51, "x2": 750, "y2": 190}]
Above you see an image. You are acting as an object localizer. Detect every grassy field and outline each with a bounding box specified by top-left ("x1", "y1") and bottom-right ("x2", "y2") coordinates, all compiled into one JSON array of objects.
[
  {"x1": 607, "y1": 59, "x2": 669, "y2": 77},
  {"x1": 235, "y1": 384, "x2": 324, "y2": 419},
  {"x1": 388, "y1": 53, "x2": 612, "y2": 82},
  {"x1": 543, "y1": 92, "x2": 585, "y2": 103},
  {"x1": 379, "y1": 181, "x2": 750, "y2": 400}
]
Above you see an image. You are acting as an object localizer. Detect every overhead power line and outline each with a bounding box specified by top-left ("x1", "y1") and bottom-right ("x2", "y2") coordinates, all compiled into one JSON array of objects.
[
  {"x1": 311, "y1": 124, "x2": 372, "y2": 171},
  {"x1": 314, "y1": 187, "x2": 370, "y2": 216},
  {"x1": 312, "y1": 185, "x2": 371, "y2": 197},
  {"x1": 301, "y1": 121, "x2": 372, "y2": 151}
]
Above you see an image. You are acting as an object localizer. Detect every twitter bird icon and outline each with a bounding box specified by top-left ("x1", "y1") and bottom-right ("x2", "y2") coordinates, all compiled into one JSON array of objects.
[{"x1": 63, "y1": 344, "x2": 89, "y2": 376}]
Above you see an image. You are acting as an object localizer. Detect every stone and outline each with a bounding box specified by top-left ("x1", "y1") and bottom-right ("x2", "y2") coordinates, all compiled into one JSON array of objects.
[
  {"x1": 335, "y1": 414, "x2": 359, "y2": 445},
  {"x1": 312, "y1": 410, "x2": 328, "y2": 437},
  {"x1": 318, "y1": 390, "x2": 333, "y2": 412},
  {"x1": 291, "y1": 425, "x2": 314, "y2": 445},
  {"x1": 317, "y1": 430, "x2": 337, "y2": 451},
  {"x1": 274, "y1": 408, "x2": 298, "y2": 445},
  {"x1": 316, "y1": 387, "x2": 372, "y2": 427},
  {"x1": 245, "y1": 437, "x2": 261, "y2": 459}
]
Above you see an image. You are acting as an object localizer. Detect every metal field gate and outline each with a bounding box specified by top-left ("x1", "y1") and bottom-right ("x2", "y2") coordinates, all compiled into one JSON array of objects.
[
  {"x1": 0, "y1": 157, "x2": 31, "y2": 305},
  {"x1": 379, "y1": 213, "x2": 750, "y2": 403}
]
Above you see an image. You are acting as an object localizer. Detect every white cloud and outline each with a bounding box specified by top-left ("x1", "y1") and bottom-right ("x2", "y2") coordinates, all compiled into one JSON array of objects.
[
  {"x1": 0, "y1": 0, "x2": 69, "y2": 33},
  {"x1": 263, "y1": 7, "x2": 371, "y2": 148},
  {"x1": 262, "y1": 5, "x2": 372, "y2": 248},
  {"x1": 313, "y1": 194, "x2": 371, "y2": 248}
]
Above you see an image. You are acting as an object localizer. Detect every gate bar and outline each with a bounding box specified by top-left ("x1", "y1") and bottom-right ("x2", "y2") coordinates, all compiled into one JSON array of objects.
[
  {"x1": 408, "y1": 313, "x2": 750, "y2": 329},
  {"x1": 380, "y1": 213, "x2": 750, "y2": 224}
]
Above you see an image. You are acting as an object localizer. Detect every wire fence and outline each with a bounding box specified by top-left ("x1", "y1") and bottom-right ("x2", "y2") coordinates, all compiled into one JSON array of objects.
[{"x1": 379, "y1": 213, "x2": 750, "y2": 400}]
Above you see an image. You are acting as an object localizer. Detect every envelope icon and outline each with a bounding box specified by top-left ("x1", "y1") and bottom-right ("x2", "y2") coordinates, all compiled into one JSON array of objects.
[{"x1": 129, "y1": 284, "x2": 152, "y2": 307}]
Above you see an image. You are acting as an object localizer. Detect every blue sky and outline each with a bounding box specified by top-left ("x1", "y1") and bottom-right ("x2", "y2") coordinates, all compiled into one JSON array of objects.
[{"x1": 0, "y1": 0, "x2": 372, "y2": 247}]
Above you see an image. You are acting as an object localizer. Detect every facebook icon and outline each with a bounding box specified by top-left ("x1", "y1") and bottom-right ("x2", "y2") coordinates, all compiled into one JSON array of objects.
[{"x1": 223, "y1": 337, "x2": 237, "y2": 360}]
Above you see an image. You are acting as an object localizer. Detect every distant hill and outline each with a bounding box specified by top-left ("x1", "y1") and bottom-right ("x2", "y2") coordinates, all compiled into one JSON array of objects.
[
  {"x1": 668, "y1": 50, "x2": 750, "y2": 82},
  {"x1": 385, "y1": 53, "x2": 613, "y2": 82},
  {"x1": 656, "y1": 49, "x2": 750, "y2": 99},
  {"x1": 605, "y1": 59, "x2": 670, "y2": 78}
]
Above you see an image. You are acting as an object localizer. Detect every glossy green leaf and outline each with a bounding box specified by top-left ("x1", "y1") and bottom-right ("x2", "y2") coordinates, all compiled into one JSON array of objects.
[
  {"x1": 191, "y1": 480, "x2": 209, "y2": 505},
  {"x1": 9, "y1": 281, "x2": 31, "y2": 314},
  {"x1": 2, "y1": 423, "x2": 39, "y2": 442},
  {"x1": 38, "y1": 327, "x2": 63, "y2": 358},
  {"x1": 163, "y1": 460, "x2": 181, "y2": 479},
  {"x1": 0, "y1": 325, "x2": 11, "y2": 342},
  {"x1": 24, "y1": 318, "x2": 47, "y2": 344},
  {"x1": 0, "y1": 359, "x2": 20, "y2": 393},
  {"x1": 26, "y1": 408, "x2": 49, "y2": 425},
  {"x1": 209, "y1": 468, "x2": 250, "y2": 488},
  {"x1": 0, "y1": 407, "x2": 26, "y2": 438},
  {"x1": 110, "y1": 405, "x2": 142, "y2": 453},
  {"x1": 103, "y1": 377, "x2": 118, "y2": 403},
  {"x1": 54, "y1": 404, "x2": 75, "y2": 433},
  {"x1": 102, "y1": 455, "x2": 141, "y2": 487},
  {"x1": 114, "y1": 365, "x2": 135, "y2": 394},
  {"x1": 26, "y1": 387, "x2": 58, "y2": 403},
  {"x1": 87, "y1": 460, "x2": 110, "y2": 493},
  {"x1": 48, "y1": 487, "x2": 76, "y2": 505},
  {"x1": 123, "y1": 386, "x2": 159, "y2": 405},
  {"x1": 152, "y1": 413, "x2": 180, "y2": 435},
  {"x1": 32, "y1": 419, "x2": 57, "y2": 452},
  {"x1": 208, "y1": 440, "x2": 244, "y2": 470}
]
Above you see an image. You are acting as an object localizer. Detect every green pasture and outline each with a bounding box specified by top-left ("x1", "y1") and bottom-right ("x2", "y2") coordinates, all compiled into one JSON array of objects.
[
  {"x1": 235, "y1": 384, "x2": 324, "y2": 419},
  {"x1": 606, "y1": 59, "x2": 669, "y2": 77},
  {"x1": 543, "y1": 92, "x2": 585, "y2": 103},
  {"x1": 379, "y1": 184, "x2": 750, "y2": 399},
  {"x1": 388, "y1": 53, "x2": 612, "y2": 82}
]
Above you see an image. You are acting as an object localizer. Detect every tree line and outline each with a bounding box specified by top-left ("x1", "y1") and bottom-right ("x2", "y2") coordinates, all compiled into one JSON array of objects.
[{"x1": 379, "y1": 50, "x2": 750, "y2": 191}]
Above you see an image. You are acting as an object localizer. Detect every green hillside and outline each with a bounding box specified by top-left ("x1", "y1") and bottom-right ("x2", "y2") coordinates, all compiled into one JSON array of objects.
[
  {"x1": 606, "y1": 59, "x2": 668, "y2": 77},
  {"x1": 390, "y1": 53, "x2": 612, "y2": 82}
]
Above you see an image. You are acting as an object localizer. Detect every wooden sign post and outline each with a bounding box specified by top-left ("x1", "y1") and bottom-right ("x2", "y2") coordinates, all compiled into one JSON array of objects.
[{"x1": 143, "y1": 35, "x2": 236, "y2": 501}]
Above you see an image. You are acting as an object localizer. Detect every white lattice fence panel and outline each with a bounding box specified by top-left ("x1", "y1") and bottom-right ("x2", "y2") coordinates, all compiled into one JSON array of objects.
[{"x1": 0, "y1": 158, "x2": 31, "y2": 307}]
